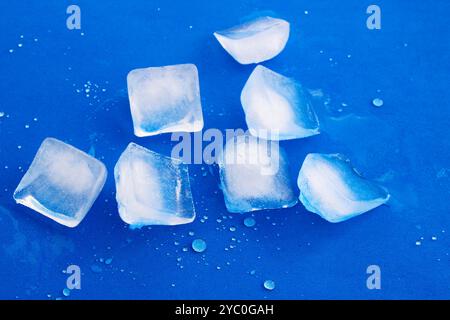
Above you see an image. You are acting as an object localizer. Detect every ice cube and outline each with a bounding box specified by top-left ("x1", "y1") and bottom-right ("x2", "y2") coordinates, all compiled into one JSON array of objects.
[
  {"x1": 127, "y1": 63, "x2": 204, "y2": 137},
  {"x1": 13, "y1": 138, "x2": 107, "y2": 228},
  {"x1": 114, "y1": 143, "x2": 195, "y2": 227},
  {"x1": 241, "y1": 65, "x2": 320, "y2": 140},
  {"x1": 214, "y1": 16, "x2": 290, "y2": 64},
  {"x1": 297, "y1": 153, "x2": 390, "y2": 223},
  {"x1": 218, "y1": 134, "x2": 297, "y2": 213}
]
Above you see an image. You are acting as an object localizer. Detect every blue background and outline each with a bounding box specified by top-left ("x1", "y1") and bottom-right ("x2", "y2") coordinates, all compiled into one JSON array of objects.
[{"x1": 0, "y1": 0, "x2": 449, "y2": 299}]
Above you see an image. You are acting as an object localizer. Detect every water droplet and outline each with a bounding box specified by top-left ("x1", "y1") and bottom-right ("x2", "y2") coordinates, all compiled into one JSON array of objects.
[
  {"x1": 372, "y1": 98, "x2": 384, "y2": 107},
  {"x1": 229, "y1": 226, "x2": 236, "y2": 232},
  {"x1": 244, "y1": 217, "x2": 256, "y2": 228},
  {"x1": 415, "y1": 241, "x2": 421, "y2": 246},
  {"x1": 188, "y1": 231, "x2": 195, "y2": 236},
  {"x1": 90, "y1": 264, "x2": 102, "y2": 273},
  {"x1": 105, "y1": 258, "x2": 113, "y2": 265},
  {"x1": 192, "y1": 239, "x2": 207, "y2": 253},
  {"x1": 263, "y1": 280, "x2": 275, "y2": 291},
  {"x1": 431, "y1": 236, "x2": 437, "y2": 241},
  {"x1": 8, "y1": 49, "x2": 13, "y2": 53},
  {"x1": 0, "y1": 111, "x2": 5, "y2": 117},
  {"x1": 62, "y1": 288, "x2": 71, "y2": 297}
]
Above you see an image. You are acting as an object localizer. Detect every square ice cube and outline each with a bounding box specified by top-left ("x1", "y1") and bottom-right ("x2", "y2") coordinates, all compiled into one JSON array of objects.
[
  {"x1": 218, "y1": 134, "x2": 297, "y2": 213},
  {"x1": 114, "y1": 143, "x2": 195, "y2": 227},
  {"x1": 241, "y1": 65, "x2": 320, "y2": 140},
  {"x1": 127, "y1": 63, "x2": 204, "y2": 137},
  {"x1": 13, "y1": 138, "x2": 107, "y2": 228},
  {"x1": 214, "y1": 16, "x2": 290, "y2": 64},
  {"x1": 297, "y1": 153, "x2": 390, "y2": 223}
]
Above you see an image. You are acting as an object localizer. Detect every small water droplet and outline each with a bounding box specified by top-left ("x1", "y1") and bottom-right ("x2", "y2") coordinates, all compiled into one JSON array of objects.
[
  {"x1": 244, "y1": 217, "x2": 256, "y2": 228},
  {"x1": 188, "y1": 231, "x2": 195, "y2": 236},
  {"x1": 415, "y1": 241, "x2": 421, "y2": 246},
  {"x1": 263, "y1": 280, "x2": 275, "y2": 291},
  {"x1": 0, "y1": 111, "x2": 5, "y2": 117},
  {"x1": 431, "y1": 236, "x2": 437, "y2": 241},
  {"x1": 105, "y1": 258, "x2": 113, "y2": 265},
  {"x1": 372, "y1": 98, "x2": 384, "y2": 107},
  {"x1": 229, "y1": 226, "x2": 236, "y2": 232},
  {"x1": 90, "y1": 264, "x2": 102, "y2": 273},
  {"x1": 62, "y1": 288, "x2": 71, "y2": 297},
  {"x1": 192, "y1": 239, "x2": 207, "y2": 253}
]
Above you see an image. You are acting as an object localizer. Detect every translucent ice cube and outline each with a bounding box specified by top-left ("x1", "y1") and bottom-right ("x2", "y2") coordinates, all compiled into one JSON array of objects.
[
  {"x1": 241, "y1": 65, "x2": 320, "y2": 140},
  {"x1": 114, "y1": 143, "x2": 195, "y2": 227},
  {"x1": 13, "y1": 138, "x2": 107, "y2": 228},
  {"x1": 214, "y1": 16, "x2": 290, "y2": 64},
  {"x1": 127, "y1": 64, "x2": 204, "y2": 137},
  {"x1": 218, "y1": 135, "x2": 297, "y2": 213},
  {"x1": 297, "y1": 153, "x2": 390, "y2": 223}
]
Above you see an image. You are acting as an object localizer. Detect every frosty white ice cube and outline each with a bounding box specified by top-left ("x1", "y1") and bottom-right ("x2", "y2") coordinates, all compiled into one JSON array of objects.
[
  {"x1": 241, "y1": 65, "x2": 320, "y2": 140},
  {"x1": 297, "y1": 153, "x2": 390, "y2": 223},
  {"x1": 13, "y1": 138, "x2": 107, "y2": 228},
  {"x1": 214, "y1": 16, "x2": 290, "y2": 64},
  {"x1": 218, "y1": 135, "x2": 297, "y2": 213},
  {"x1": 114, "y1": 143, "x2": 195, "y2": 227},
  {"x1": 127, "y1": 64, "x2": 204, "y2": 137}
]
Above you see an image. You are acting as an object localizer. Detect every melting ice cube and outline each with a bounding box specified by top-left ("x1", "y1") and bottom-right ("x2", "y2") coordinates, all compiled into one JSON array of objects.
[
  {"x1": 241, "y1": 65, "x2": 320, "y2": 140},
  {"x1": 213, "y1": 16, "x2": 290, "y2": 64},
  {"x1": 297, "y1": 153, "x2": 390, "y2": 223},
  {"x1": 127, "y1": 64, "x2": 204, "y2": 137},
  {"x1": 114, "y1": 143, "x2": 195, "y2": 227},
  {"x1": 13, "y1": 138, "x2": 107, "y2": 228},
  {"x1": 218, "y1": 135, "x2": 297, "y2": 213}
]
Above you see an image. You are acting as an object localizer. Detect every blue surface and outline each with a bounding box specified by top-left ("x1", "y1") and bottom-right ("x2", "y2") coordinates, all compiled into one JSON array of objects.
[{"x1": 0, "y1": 0, "x2": 449, "y2": 299}]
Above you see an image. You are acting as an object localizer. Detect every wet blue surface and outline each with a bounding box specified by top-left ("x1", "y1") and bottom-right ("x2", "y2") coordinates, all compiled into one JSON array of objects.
[{"x1": 0, "y1": 0, "x2": 449, "y2": 299}]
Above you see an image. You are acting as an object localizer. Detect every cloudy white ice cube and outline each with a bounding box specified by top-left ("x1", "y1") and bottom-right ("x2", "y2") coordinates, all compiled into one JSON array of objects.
[
  {"x1": 218, "y1": 135, "x2": 297, "y2": 213},
  {"x1": 241, "y1": 65, "x2": 320, "y2": 140},
  {"x1": 127, "y1": 64, "x2": 204, "y2": 137},
  {"x1": 214, "y1": 16, "x2": 290, "y2": 64},
  {"x1": 114, "y1": 143, "x2": 195, "y2": 227},
  {"x1": 13, "y1": 138, "x2": 107, "y2": 228},
  {"x1": 297, "y1": 153, "x2": 390, "y2": 223}
]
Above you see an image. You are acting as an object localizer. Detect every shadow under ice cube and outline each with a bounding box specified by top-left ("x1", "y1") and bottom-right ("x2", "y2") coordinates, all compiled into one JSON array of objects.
[
  {"x1": 114, "y1": 143, "x2": 195, "y2": 227},
  {"x1": 13, "y1": 138, "x2": 107, "y2": 228},
  {"x1": 127, "y1": 63, "x2": 204, "y2": 137}
]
